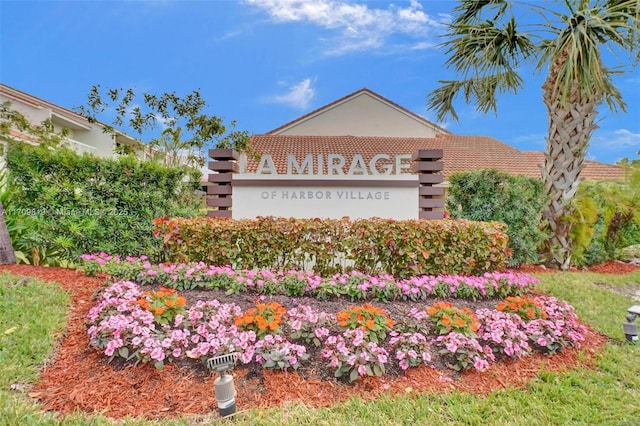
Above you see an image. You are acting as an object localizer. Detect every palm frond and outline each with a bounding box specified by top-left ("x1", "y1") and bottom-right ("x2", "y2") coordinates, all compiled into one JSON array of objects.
[
  {"x1": 538, "y1": 0, "x2": 638, "y2": 109},
  {"x1": 452, "y1": 0, "x2": 510, "y2": 25},
  {"x1": 427, "y1": 71, "x2": 525, "y2": 122}
]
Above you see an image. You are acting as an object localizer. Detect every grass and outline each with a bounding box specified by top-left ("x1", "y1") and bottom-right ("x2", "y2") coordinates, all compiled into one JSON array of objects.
[{"x1": 1, "y1": 270, "x2": 639, "y2": 425}]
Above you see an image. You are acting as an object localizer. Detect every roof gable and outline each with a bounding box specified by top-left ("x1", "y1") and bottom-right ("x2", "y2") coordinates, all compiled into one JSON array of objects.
[{"x1": 268, "y1": 88, "x2": 450, "y2": 137}]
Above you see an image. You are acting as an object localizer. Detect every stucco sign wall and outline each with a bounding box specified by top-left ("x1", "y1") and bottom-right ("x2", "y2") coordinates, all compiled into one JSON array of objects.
[
  {"x1": 207, "y1": 149, "x2": 445, "y2": 220},
  {"x1": 231, "y1": 175, "x2": 418, "y2": 220}
]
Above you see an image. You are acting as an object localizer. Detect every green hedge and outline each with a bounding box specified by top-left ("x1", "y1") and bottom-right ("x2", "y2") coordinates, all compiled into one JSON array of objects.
[
  {"x1": 154, "y1": 216, "x2": 511, "y2": 277},
  {"x1": 446, "y1": 169, "x2": 547, "y2": 267},
  {"x1": 4, "y1": 142, "x2": 202, "y2": 264}
]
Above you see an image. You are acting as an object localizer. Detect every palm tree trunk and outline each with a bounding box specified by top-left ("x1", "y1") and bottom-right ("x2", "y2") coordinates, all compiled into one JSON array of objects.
[
  {"x1": 541, "y1": 74, "x2": 599, "y2": 269},
  {"x1": 0, "y1": 200, "x2": 16, "y2": 264}
]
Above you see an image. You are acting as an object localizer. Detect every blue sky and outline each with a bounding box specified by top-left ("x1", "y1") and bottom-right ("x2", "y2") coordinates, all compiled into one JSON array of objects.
[{"x1": 1, "y1": 0, "x2": 639, "y2": 164}]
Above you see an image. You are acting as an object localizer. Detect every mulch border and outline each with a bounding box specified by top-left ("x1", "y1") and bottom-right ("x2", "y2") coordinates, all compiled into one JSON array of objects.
[{"x1": 1, "y1": 264, "x2": 615, "y2": 420}]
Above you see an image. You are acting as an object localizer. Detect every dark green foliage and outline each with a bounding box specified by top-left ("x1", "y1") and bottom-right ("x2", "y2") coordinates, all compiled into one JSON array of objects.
[
  {"x1": 4, "y1": 142, "x2": 202, "y2": 264},
  {"x1": 446, "y1": 169, "x2": 547, "y2": 266}
]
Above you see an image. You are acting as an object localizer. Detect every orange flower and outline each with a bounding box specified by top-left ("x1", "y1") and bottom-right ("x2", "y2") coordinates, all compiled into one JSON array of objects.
[
  {"x1": 366, "y1": 318, "x2": 375, "y2": 329},
  {"x1": 154, "y1": 307, "x2": 165, "y2": 316},
  {"x1": 233, "y1": 316, "x2": 244, "y2": 327},
  {"x1": 268, "y1": 321, "x2": 278, "y2": 331},
  {"x1": 386, "y1": 318, "x2": 394, "y2": 328},
  {"x1": 165, "y1": 299, "x2": 175, "y2": 308},
  {"x1": 455, "y1": 318, "x2": 466, "y2": 327},
  {"x1": 442, "y1": 315, "x2": 452, "y2": 326},
  {"x1": 176, "y1": 296, "x2": 186, "y2": 307},
  {"x1": 336, "y1": 311, "x2": 350, "y2": 322},
  {"x1": 256, "y1": 317, "x2": 268, "y2": 330},
  {"x1": 426, "y1": 307, "x2": 437, "y2": 315}
]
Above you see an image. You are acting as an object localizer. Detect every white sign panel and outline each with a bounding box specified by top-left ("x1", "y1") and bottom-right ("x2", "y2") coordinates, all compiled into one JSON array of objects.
[{"x1": 232, "y1": 175, "x2": 418, "y2": 220}]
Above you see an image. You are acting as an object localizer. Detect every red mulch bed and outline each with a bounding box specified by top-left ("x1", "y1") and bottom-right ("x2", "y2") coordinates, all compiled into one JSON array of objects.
[
  {"x1": 516, "y1": 260, "x2": 640, "y2": 275},
  {"x1": 3, "y1": 263, "x2": 631, "y2": 420}
]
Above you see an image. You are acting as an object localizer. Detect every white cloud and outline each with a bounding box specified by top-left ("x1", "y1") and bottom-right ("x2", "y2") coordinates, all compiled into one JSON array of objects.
[
  {"x1": 593, "y1": 128, "x2": 640, "y2": 149},
  {"x1": 214, "y1": 30, "x2": 243, "y2": 42},
  {"x1": 587, "y1": 128, "x2": 640, "y2": 163},
  {"x1": 268, "y1": 78, "x2": 315, "y2": 109},
  {"x1": 245, "y1": 0, "x2": 445, "y2": 55}
]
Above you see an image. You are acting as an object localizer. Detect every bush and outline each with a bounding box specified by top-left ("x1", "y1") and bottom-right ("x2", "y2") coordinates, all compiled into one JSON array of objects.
[
  {"x1": 446, "y1": 169, "x2": 547, "y2": 267},
  {"x1": 567, "y1": 168, "x2": 640, "y2": 266},
  {"x1": 153, "y1": 216, "x2": 511, "y2": 277},
  {"x1": 3, "y1": 142, "x2": 203, "y2": 264}
]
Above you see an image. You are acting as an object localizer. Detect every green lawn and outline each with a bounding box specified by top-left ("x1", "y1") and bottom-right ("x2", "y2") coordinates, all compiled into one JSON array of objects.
[{"x1": 1, "y1": 270, "x2": 639, "y2": 425}]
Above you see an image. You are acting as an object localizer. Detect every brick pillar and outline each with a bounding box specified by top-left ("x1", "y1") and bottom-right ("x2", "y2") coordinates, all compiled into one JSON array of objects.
[
  {"x1": 411, "y1": 149, "x2": 444, "y2": 220},
  {"x1": 207, "y1": 149, "x2": 239, "y2": 218}
]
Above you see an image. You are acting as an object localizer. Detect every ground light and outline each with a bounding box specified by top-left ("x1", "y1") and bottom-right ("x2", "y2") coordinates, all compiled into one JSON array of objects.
[
  {"x1": 206, "y1": 353, "x2": 238, "y2": 417},
  {"x1": 623, "y1": 305, "x2": 640, "y2": 343}
]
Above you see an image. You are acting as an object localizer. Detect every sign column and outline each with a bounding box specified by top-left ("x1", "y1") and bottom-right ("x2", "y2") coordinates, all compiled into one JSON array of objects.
[
  {"x1": 207, "y1": 149, "x2": 239, "y2": 218},
  {"x1": 411, "y1": 149, "x2": 444, "y2": 220}
]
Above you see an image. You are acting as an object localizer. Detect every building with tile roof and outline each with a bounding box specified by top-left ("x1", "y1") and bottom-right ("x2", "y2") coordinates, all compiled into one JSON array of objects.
[
  {"x1": 0, "y1": 83, "x2": 150, "y2": 160},
  {"x1": 245, "y1": 88, "x2": 625, "y2": 182},
  {"x1": 0, "y1": 84, "x2": 191, "y2": 167}
]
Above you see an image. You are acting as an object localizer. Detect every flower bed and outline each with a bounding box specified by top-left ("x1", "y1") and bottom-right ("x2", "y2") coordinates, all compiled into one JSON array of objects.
[
  {"x1": 80, "y1": 253, "x2": 538, "y2": 302},
  {"x1": 87, "y1": 275, "x2": 587, "y2": 382}
]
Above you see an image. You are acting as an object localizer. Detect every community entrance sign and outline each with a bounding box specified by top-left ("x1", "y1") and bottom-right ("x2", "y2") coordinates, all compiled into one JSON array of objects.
[{"x1": 207, "y1": 149, "x2": 444, "y2": 220}]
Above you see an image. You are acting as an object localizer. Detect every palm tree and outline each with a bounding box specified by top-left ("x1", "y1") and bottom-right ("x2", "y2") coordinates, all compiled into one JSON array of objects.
[{"x1": 428, "y1": 0, "x2": 639, "y2": 269}]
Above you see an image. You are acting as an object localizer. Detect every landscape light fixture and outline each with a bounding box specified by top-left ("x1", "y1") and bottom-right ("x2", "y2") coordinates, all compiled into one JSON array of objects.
[
  {"x1": 206, "y1": 353, "x2": 238, "y2": 417},
  {"x1": 622, "y1": 305, "x2": 640, "y2": 343}
]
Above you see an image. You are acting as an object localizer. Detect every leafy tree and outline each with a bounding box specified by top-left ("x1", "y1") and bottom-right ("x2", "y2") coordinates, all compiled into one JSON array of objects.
[
  {"x1": 617, "y1": 150, "x2": 640, "y2": 168},
  {"x1": 74, "y1": 86, "x2": 251, "y2": 167},
  {"x1": 427, "y1": 0, "x2": 639, "y2": 269}
]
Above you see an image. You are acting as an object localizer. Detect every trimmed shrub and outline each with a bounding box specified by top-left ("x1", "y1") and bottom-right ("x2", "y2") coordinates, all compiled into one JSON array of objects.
[
  {"x1": 446, "y1": 169, "x2": 547, "y2": 267},
  {"x1": 153, "y1": 216, "x2": 511, "y2": 277},
  {"x1": 4, "y1": 142, "x2": 202, "y2": 264}
]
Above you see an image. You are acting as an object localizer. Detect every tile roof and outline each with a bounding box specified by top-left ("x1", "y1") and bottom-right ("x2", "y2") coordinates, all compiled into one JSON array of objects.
[
  {"x1": 267, "y1": 88, "x2": 451, "y2": 136},
  {"x1": 246, "y1": 134, "x2": 625, "y2": 182}
]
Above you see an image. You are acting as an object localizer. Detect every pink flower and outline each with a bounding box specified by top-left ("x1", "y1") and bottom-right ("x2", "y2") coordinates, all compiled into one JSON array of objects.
[{"x1": 150, "y1": 347, "x2": 166, "y2": 362}]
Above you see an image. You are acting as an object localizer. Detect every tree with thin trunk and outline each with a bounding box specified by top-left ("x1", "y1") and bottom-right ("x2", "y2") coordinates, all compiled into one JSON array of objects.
[
  {"x1": 0, "y1": 200, "x2": 15, "y2": 264},
  {"x1": 427, "y1": 0, "x2": 639, "y2": 269}
]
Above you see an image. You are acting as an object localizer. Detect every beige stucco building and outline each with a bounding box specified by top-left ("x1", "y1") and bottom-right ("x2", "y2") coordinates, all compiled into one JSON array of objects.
[
  {"x1": 248, "y1": 88, "x2": 624, "y2": 182},
  {"x1": 0, "y1": 83, "x2": 150, "y2": 160},
  {"x1": 269, "y1": 88, "x2": 449, "y2": 138}
]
